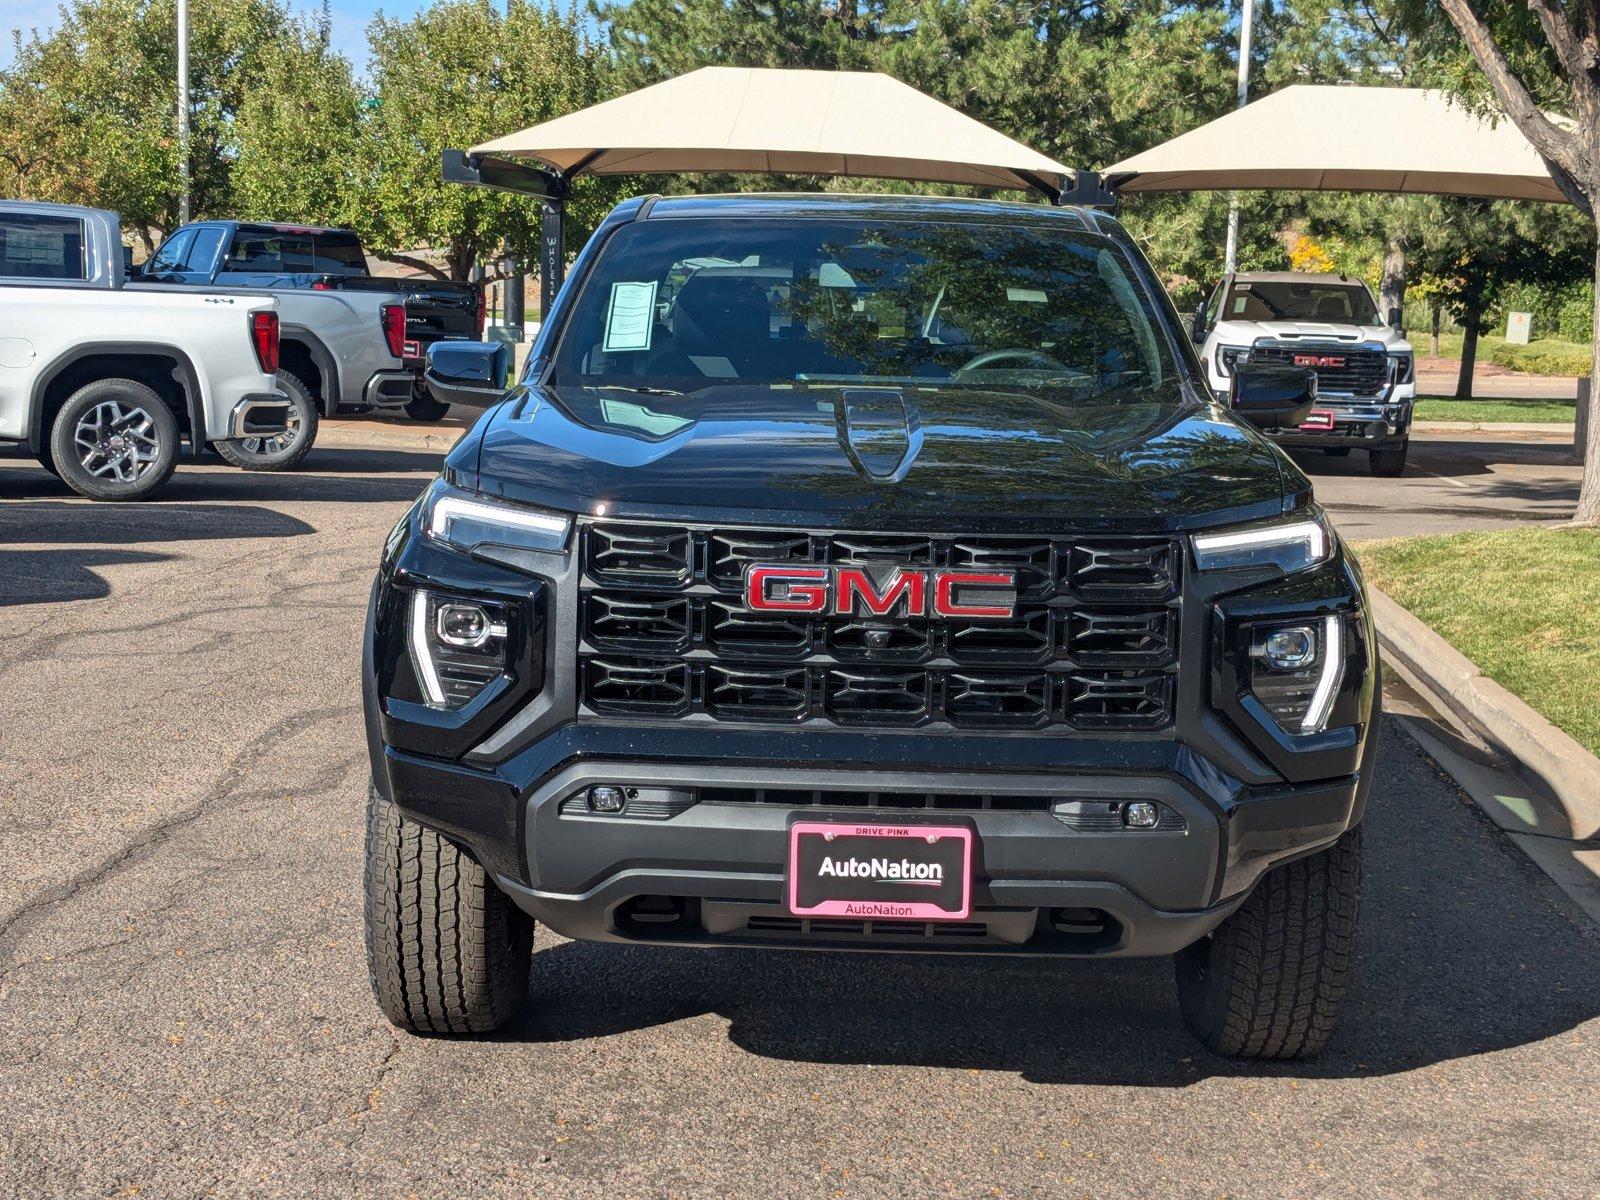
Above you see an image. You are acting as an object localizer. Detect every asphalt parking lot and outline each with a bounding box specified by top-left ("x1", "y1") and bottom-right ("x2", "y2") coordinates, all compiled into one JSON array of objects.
[{"x1": 2, "y1": 441, "x2": 1597, "y2": 1199}]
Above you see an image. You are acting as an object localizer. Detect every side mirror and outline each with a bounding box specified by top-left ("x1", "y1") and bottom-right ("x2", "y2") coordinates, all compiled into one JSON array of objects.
[
  {"x1": 1190, "y1": 303, "x2": 1207, "y2": 344},
  {"x1": 1386, "y1": 306, "x2": 1405, "y2": 335},
  {"x1": 424, "y1": 340, "x2": 510, "y2": 410},
  {"x1": 1230, "y1": 362, "x2": 1316, "y2": 430},
  {"x1": 121, "y1": 247, "x2": 135, "y2": 277}
]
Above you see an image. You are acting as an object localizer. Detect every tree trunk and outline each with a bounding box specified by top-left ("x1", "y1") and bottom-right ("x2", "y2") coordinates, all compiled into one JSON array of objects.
[
  {"x1": 1455, "y1": 311, "x2": 1480, "y2": 401},
  {"x1": 1379, "y1": 234, "x2": 1406, "y2": 321},
  {"x1": 1574, "y1": 233, "x2": 1600, "y2": 525},
  {"x1": 1430, "y1": 303, "x2": 1441, "y2": 357}
]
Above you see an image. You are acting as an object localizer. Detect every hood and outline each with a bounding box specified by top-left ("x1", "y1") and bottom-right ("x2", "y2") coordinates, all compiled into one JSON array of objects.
[
  {"x1": 1211, "y1": 319, "x2": 1412, "y2": 352},
  {"x1": 466, "y1": 382, "x2": 1293, "y2": 533}
]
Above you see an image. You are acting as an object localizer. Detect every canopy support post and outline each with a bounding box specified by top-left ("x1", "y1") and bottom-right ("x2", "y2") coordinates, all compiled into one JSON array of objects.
[
  {"x1": 539, "y1": 197, "x2": 564, "y2": 322},
  {"x1": 443, "y1": 148, "x2": 570, "y2": 321}
]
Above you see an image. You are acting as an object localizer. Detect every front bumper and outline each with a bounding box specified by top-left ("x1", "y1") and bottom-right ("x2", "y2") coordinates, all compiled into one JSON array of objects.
[
  {"x1": 1267, "y1": 395, "x2": 1413, "y2": 450},
  {"x1": 227, "y1": 393, "x2": 292, "y2": 439},
  {"x1": 374, "y1": 718, "x2": 1374, "y2": 958}
]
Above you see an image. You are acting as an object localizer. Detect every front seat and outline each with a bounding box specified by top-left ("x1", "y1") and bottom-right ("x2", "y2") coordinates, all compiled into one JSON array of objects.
[
  {"x1": 667, "y1": 276, "x2": 774, "y2": 378},
  {"x1": 1312, "y1": 296, "x2": 1349, "y2": 320}
]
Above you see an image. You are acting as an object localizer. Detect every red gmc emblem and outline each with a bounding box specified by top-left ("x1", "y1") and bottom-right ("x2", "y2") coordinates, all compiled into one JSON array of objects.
[
  {"x1": 744, "y1": 565, "x2": 1018, "y2": 621},
  {"x1": 1293, "y1": 353, "x2": 1346, "y2": 369}
]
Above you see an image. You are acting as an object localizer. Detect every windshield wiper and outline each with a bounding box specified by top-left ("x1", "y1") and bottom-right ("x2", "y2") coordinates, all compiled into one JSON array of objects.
[{"x1": 590, "y1": 384, "x2": 686, "y2": 398}]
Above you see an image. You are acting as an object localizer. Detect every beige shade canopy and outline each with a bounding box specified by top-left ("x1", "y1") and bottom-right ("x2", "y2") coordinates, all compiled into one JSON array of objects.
[
  {"x1": 469, "y1": 66, "x2": 1074, "y2": 197},
  {"x1": 1103, "y1": 85, "x2": 1569, "y2": 204}
]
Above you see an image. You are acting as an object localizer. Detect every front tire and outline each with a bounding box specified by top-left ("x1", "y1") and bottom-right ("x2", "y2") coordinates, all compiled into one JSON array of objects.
[
  {"x1": 363, "y1": 782, "x2": 533, "y2": 1035},
  {"x1": 1369, "y1": 439, "x2": 1409, "y2": 477},
  {"x1": 1175, "y1": 826, "x2": 1362, "y2": 1059},
  {"x1": 50, "y1": 378, "x2": 179, "y2": 501},
  {"x1": 214, "y1": 371, "x2": 318, "y2": 471}
]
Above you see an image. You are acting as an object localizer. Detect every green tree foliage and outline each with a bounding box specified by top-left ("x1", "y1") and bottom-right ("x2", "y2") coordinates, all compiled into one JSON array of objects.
[
  {"x1": 231, "y1": 8, "x2": 365, "y2": 229},
  {"x1": 0, "y1": 0, "x2": 294, "y2": 252},
  {"x1": 358, "y1": 0, "x2": 612, "y2": 281}
]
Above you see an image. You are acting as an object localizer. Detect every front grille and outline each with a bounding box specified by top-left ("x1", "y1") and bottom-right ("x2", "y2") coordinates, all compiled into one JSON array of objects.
[
  {"x1": 578, "y1": 520, "x2": 1181, "y2": 732},
  {"x1": 1251, "y1": 344, "x2": 1390, "y2": 398}
]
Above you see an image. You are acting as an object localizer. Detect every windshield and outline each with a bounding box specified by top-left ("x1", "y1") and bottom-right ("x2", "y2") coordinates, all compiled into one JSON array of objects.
[
  {"x1": 1223, "y1": 280, "x2": 1378, "y2": 324},
  {"x1": 548, "y1": 217, "x2": 1178, "y2": 401}
]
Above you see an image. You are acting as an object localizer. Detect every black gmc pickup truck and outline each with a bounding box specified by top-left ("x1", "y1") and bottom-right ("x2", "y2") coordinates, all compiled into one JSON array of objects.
[{"x1": 363, "y1": 194, "x2": 1378, "y2": 1058}]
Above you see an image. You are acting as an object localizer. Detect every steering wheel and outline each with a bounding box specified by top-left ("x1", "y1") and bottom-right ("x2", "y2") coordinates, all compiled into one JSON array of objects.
[{"x1": 955, "y1": 348, "x2": 1071, "y2": 375}]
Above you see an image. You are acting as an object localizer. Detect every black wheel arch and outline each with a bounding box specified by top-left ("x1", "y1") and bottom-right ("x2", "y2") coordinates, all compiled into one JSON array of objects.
[
  {"x1": 279, "y1": 325, "x2": 341, "y2": 414},
  {"x1": 29, "y1": 342, "x2": 205, "y2": 457}
]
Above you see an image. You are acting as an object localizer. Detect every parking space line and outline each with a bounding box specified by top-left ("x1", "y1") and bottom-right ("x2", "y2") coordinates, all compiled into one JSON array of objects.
[{"x1": 1417, "y1": 467, "x2": 1470, "y2": 489}]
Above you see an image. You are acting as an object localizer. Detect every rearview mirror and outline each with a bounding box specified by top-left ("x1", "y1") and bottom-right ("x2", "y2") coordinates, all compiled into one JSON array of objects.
[
  {"x1": 424, "y1": 340, "x2": 510, "y2": 410},
  {"x1": 1230, "y1": 362, "x2": 1316, "y2": 430}
]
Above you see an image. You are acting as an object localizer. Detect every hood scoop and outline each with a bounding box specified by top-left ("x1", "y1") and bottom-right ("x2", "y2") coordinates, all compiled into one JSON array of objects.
[{"x1": 835, "y1": 388, "x2": 922, "y2": 482}]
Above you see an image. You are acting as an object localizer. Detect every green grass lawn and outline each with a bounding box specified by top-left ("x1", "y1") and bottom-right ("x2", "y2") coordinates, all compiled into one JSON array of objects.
[
  {"x1": 1419, "y1": 331, "x2": 1592, "y2": 377},
  {"x1": 1413, "y1": 397, "x2": 1577, "y2": 423},
  {"x1": 1358, "y1": 528, "x2": 1600, "y2": 754}
]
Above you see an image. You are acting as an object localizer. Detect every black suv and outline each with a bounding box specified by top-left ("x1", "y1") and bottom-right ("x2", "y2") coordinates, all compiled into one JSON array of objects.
[{"x1": 362, "y1": 194, "x2": 1378, "y2": 1058}]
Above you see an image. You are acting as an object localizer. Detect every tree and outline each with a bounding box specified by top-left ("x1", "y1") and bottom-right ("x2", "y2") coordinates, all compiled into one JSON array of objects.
[
  {"x1": 231, "y1": 11, "x2": 365, "y2": 229},
  {"x1": 358, "y1": 0, "x2": 613, "y2": 282},
  {"x1": 0, "y1": 0, "x2": 294, "y2": 253},
  {"x1": 1432, "y1": 0, "x2": 1600, "y2": 522}
]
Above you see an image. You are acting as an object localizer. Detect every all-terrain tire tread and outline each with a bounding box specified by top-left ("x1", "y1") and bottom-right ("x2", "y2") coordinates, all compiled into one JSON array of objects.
[
  {"x1": 363, "y1": 783, "x2": 531, "y2": 1034},
  {"x1": 1176, "y1": 826, "x2": 1362, "y2": 1059}
]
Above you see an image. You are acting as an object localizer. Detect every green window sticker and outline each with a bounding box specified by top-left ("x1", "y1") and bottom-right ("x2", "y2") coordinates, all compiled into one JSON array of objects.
[{"x1": 602, "y1": 281, "x2": 658, "y2": 352}]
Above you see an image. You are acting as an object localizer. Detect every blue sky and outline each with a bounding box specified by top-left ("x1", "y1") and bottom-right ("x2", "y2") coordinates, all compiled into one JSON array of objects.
[{"x1": 1, "y1": 0, "x2": 454, "y2": 72}]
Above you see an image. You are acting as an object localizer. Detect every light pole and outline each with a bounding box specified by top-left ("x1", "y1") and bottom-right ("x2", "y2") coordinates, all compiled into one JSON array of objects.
[
  {"x1": 1223, "y1": 0, "x2": 1255, "y2": 274},
  {"x1": 176, "y1": 0, "x2": 190, "y2": 224}
]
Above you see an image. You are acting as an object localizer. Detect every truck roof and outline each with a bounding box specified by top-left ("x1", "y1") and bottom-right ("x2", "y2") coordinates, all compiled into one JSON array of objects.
[{"x1": 635, "y1": 192, "x2": 1118, "y2": 234}]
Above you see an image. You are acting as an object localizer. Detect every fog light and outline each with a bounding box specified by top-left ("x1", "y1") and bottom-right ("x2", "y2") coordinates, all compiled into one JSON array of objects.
[
  {"x1": 1262, "y1": 625, "x2": 1317, "y2": 671},
  {"x1": 1123, "y1": 801, "x2": 1159, "y2": 829},
  {"x1": 587, "y1": 785, "x2": 626, "y2": 814}
]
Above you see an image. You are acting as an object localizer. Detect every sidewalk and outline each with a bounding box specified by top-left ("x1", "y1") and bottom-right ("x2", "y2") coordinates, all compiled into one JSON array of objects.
[{"x1": 1415, "y1": 368, "x2": 1581, "y2": 401}]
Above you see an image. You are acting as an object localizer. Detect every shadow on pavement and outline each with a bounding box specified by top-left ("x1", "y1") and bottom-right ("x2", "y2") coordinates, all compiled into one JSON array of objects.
[
  {"x1": 0, "y1": 452, "x2": 435, "y2": 507},
  {"x1": 0, "y1": 500, "x2": 315, "y2": 546},
  {"x1": 0, "y1": 548, "x2": 173, "y2": 606},
  {"x1": 494, "y1": 723, "x2": 1600, "y2": 1086},
  {"x1": 1288, "y1": 436, "x2": 1576, "y2": 482}
]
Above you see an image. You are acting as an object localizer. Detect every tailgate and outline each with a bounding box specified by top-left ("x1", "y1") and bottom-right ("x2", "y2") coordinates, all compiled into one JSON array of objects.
[{"x1": 405, "y1": 289, "x2": 480, "y2": 345}]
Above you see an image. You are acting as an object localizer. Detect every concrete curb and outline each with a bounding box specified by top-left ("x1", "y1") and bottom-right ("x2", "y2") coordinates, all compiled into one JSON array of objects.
[
  {"x1": 1412, "y1": 420, "x2": 1573, "y2": 434},
  {"x1": 1371, "y1": 586, "x2": 1600, "y2": 841},
  {"x1": 314, "y1": 425, "x2": 464, "y2": 453}
]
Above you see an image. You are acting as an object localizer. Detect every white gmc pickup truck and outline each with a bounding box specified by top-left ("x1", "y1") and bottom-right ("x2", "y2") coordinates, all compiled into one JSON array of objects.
[
  {"x1": 1194, "y1": 271, "x2": 1416, "y2": 477},
  {"x1": 0, "y1": 200, "x2": 290, "y2": 501}
]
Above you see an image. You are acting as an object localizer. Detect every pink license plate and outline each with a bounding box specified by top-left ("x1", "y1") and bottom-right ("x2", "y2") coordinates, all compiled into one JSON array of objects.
[{"x1": 787, "y1": 821, "x2": 973, "y2": 921}]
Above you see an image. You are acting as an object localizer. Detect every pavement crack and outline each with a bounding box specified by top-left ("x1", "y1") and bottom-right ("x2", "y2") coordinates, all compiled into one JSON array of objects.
[{"x1": 0, "y1": 702, "x2": 357, "y2": 973}]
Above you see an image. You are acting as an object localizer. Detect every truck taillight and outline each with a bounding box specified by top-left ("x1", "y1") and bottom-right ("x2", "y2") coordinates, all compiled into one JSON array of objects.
[
  {"x1": 475, "y1": 289, "x2": 487, "y2": 337},
  {"x1": 250, "y1": 311, "x2": 280, "y2": 375},
  {"x1": 381, "y1": 303, "x2": 407, "y2": 358}
]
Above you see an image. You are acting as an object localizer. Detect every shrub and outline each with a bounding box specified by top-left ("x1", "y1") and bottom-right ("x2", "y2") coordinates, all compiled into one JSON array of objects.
[
  {"x1": 1558, "y1": 283, "x2": 1594, "y2": 343},
  {"x1": 1485, "y1": 341, "x2": 1593, "y2": 377}
]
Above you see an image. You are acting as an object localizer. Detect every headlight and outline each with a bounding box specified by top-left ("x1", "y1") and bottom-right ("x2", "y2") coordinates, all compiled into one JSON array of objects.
[
  {"x1": 409, "y1": 589, "x2": 510, "y2": 709},
  {"x1": 1191, "y1": 515, "x2": 1333, "y2": 576},
  {"x1": 424, "y1": 483, "x2": 570, "y2": 556},
  {"x1": 1215, "y1": 346, "x2": 1251, "y2": 376},
  {"x1": 1389, "y1": 352, "x2": 1414, "y2": 384},
  {"x1": 1247, "y1": 615, "x2": 1346, "y2": 734}
]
